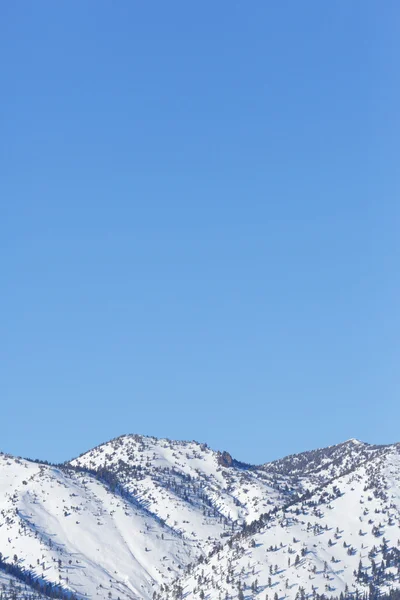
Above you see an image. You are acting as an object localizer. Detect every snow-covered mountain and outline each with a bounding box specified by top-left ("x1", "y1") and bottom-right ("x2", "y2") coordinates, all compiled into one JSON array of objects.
[
  {"x1": 172, "y1": 443, "x2": 400, "y2": 600},
  {"x1": 0, "y1": 451, "x2": 192, "y2": 600},
  {"x1": 1, "y1": 436, "x2": 399, "y2": 600},
  {"x1": 70, "y1": 435, "x2": 291, "y2": 547}
]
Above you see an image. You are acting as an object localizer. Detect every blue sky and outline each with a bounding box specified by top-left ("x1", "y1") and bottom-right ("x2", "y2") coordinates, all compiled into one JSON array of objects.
[{"x1": 1, "y1": 2, "x2": 399, "y2": 464}]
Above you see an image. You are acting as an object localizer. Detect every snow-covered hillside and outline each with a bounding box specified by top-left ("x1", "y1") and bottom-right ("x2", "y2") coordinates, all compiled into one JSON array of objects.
[
  {"x1": 260, "y1": 439, "x2": 386, "y2": 489},
  {"x1": 70, "y1": 435, "x2": 292, "y2": 548},
  {"x1": 1, "y1": 437, "x2": 399, "y2": 600},
  {"x1": 0, "y1": 570, "x2": 48, "y2": 600},
  {"x1": 0, "y1": 452, "x2": 193, "y2": 600},
  {"x1": 168, "y1": 444, "x2": 400, "y2": 600}
]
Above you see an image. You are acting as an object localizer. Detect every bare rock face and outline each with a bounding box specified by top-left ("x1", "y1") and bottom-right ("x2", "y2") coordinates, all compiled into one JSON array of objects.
[{"x1": 218, "y1": 450, "x2": 233, "y2": 467}]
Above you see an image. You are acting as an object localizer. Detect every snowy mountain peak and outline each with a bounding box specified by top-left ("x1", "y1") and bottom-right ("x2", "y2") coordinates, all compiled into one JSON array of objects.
[
  {"x1": 1, "y1": 437, "x2": 400, "y2": 600},
  {"x1": 342, "y1": 437, "x2": 365, "y2": 445}
]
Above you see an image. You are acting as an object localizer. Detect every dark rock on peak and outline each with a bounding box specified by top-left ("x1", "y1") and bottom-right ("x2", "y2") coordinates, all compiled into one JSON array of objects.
[{"x1": 218, "y1": 451, "x2": 233, "y2": 468}]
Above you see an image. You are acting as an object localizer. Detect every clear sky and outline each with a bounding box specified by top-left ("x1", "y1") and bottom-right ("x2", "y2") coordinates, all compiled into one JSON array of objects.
[{"x1": 1, "y1": 2, "x2": 399, "y2": 465}]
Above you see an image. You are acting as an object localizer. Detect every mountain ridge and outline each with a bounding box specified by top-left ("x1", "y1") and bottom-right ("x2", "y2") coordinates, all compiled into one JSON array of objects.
[{"x1": 1, "y1": 436, "x2": 399, "y2": 600}]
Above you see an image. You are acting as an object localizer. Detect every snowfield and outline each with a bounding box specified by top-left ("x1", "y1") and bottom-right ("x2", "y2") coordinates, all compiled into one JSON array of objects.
[
  {"x1": 0, "y1": 453, "x2": 192, "y2": 600},
  {"x1": 1, "y1": 437, "x2": 399, "y2": 600}
]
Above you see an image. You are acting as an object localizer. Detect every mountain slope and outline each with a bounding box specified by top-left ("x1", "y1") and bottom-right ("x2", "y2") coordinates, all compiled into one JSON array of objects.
[
  {"x1": 169, "y1": 444, "x2": 400, "y2": 600},
  {"x1": 1, "y1": 437, "x2": 399, "y2": 600},
  {"x1": 70, "y1": 435, "x2": 291, "y2": 548},
  {"x1": 0, "y1": 452, "x2": 193, "y2": 600},
  {"x1": 260, "y1": 439, "x2": 388, "y2": 489},
  {"x1": 0, "y1": 571, "x2": 48, "y2": 600}
]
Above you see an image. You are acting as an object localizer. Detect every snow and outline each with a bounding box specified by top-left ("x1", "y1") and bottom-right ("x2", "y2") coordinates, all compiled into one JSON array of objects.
[
  {"x1": 0, "y1": 571, "x2": 47, "y2": 599},
  {"x1": 176, "y1": 445, "x2": 400, "y2": 600},
  {"x1": 0, "y1": 453, "x2": 192, "y2": 600},
  {"x1": 1, "y1": 437, "x2": 399, "y2": 600}
]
